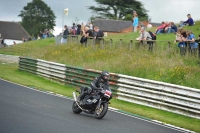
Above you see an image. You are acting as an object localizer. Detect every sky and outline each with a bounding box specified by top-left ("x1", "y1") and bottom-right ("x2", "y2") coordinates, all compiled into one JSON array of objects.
[{"x1": 0, "y1": 0, "x2": 200, "y2": 35}]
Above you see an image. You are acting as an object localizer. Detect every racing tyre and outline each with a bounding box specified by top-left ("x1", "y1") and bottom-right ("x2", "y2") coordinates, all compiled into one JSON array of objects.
[{"x1": 95, "y1": 103, "x2": 108, "y2": 119}]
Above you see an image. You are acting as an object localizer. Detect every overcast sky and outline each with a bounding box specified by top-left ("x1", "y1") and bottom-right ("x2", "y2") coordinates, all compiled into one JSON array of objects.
[{"x1": 0, "y1": 0, "x2": 200, "y2": 35}]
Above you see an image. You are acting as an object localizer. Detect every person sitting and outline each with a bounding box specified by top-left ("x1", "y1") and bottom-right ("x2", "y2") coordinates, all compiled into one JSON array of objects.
[
  {"x1": 163, "y1": 22, "x2": 170, "y2": 33},
  {"x1": 168, "y1": 22, "x2": 178, "y2": 33},
  {"x1": 156, "y1": 22, "x2": 166, "y2": 34},
  {"x1": 179, "y1": 14, "x2": 194, "y2": 27}
]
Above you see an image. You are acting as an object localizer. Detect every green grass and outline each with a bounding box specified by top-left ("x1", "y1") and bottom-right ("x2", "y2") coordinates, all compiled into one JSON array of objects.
[
  {"x1": 0, "y1": 62, "x2": 75, "y2": 97},
  {"x1": 0, "y1": 62, "x2": 199, "y2": 132}
]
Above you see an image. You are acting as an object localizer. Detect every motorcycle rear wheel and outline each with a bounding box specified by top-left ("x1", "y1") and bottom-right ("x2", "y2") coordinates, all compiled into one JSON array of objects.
[
  {"x1": 72, "y1": 101, "x2": 82, "y2": 114},
  {"x1": 95, "y1": 103, "x2": 108, "y2": 119}
]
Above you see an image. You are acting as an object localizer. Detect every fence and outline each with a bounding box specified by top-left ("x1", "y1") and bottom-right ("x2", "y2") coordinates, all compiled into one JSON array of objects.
[
  {"x1": 55, "y1": 35, "x2": 200, "y2": 58},
  {"x1": 19, "y1": 57, "x2": 200, "y2": 119}
]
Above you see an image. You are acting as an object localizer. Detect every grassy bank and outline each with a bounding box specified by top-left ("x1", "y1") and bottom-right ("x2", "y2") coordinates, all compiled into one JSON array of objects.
[
  {"x1": 0, "y1": 62, "x2": 199, "y2": 132},
  {"x1": 2, "y1": 42, "x2": 199, "y2": 89},
  {"x1": 0, "y1": 22, "x2": 200, "y2": 89}
]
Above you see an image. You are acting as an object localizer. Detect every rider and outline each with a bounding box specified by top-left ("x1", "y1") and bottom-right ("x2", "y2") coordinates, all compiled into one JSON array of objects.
[{"x1": 78, "y1": 71, "x2": 111, "y2": 101}]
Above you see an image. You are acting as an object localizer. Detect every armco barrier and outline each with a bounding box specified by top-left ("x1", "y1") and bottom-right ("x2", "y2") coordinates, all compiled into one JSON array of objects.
[{"x1": 19, "y1": 57, "x2": 200, "y2": 119}]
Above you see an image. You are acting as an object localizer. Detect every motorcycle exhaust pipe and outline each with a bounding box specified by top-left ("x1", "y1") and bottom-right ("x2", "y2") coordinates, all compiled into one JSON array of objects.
[
  {"x1": 73, "y1": 92, "x2": 77, "y2": 101},
  {"x1": 73, "y1": 92, "x2": 87, "y2": 111}
]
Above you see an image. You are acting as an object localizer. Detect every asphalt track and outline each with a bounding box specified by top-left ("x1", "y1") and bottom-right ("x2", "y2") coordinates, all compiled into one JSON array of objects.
[{"x1": 0, "y1": 79, "x2": 187, "y2": 133}]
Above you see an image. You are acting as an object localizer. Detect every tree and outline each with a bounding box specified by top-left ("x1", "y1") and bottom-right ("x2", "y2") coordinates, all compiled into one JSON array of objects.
[
  {"x1": 19, "y1": 0, "x2": 56, "y2": 37},
  {"x1": 88, "y1": 0, "x2": 148, "y2": 21}
]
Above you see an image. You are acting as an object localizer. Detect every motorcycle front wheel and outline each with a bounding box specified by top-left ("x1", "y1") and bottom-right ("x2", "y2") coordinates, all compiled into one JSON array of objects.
[
  {"x1": 94, "y1": 103, "x2": 108, "y2": 119},
  {"x1": 72, "y1": 101, "x2": 82, "y2": 114}
]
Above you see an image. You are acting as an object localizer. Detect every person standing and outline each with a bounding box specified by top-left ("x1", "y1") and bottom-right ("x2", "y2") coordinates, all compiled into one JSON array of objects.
[
  {"x1": 132, "y1": 11, "x2": 139, "y2": 32},
  {"x1": 62, "y1": 25, "x2": 69, "y2": 44},
  {"x1": 81, "y1": 23, "x2": 85, "y2": 36}
]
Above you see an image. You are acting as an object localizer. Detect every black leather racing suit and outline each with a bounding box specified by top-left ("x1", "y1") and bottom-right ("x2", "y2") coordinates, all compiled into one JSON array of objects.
[
  {"x1": 90, "y1": 76, "x2": 110, "y2": 91},
  {"x1": 79, "y1": 76, "x2": 111, "y2": 101}
]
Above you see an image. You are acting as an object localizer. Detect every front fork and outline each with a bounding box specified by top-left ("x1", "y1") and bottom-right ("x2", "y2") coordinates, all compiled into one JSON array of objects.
[{"x1": 96, "y1": 99, "x2": 102, "y2": 110}]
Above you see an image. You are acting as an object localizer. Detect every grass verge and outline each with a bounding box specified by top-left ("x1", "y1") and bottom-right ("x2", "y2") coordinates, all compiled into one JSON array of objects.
[{"x1": 0, "y1": 62, "x2": 199, "y2": 132}]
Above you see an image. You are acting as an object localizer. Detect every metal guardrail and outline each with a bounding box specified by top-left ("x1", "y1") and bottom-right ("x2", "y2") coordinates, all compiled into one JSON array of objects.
[{"x1": 19, "y1": 57, "x2": 200, "y2": 119}]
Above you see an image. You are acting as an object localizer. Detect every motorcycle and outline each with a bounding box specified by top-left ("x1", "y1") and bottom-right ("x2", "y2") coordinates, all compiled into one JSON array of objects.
[{"x1": 72, "y1": 85, "x2": 112, "y2": 119}]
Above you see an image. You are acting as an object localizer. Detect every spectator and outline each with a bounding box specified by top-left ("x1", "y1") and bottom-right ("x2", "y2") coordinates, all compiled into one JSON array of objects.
[
  {"x1": 81, "y1": 23, "x2": 85, "y2": 36},
  {"x1": 197, "y1": 35, "x2": 200, "y2": 42},
  {"x1": 22, "y1": 38, "x2": 26, "y2": 42},
  {"x1": 137, "y1": 27, "x2": 153, "y2": 50},
  {"x1": 175, "y1": 29, "x2": 187, "y2": 48},
  {"x1": 163, "y1": 22, "x2": 170, "y2": 33},
  {"x1": 132, "y1": 11, "x2": 138, "y2": 32},
  {"x1": 80, "y1": 26, "x2": 93, "y2": 44},
  {"x1": 133, "y1": 10, "x2": 137, "y2": 16},
  {"x1": 71, "y1": 25, "x2": 77, "y2": 35},
  {"x1": 93, "y1": 26, "x2": 104, "y2": 40},
  {"x1": 62, "y1": 25, "x2": 69, "y2": 44},
  {"x1": 72, "y1": 23, "x2": 76, "y2": 29},
  {"x1": 39, "y1": 31, "x2": 43, "y2": 39},
  {"x1": 137, "y1": 27, "x2": 152, "y2": 41},
  {"x1": 77, "y1": 24, "x2": 81, "y2": 35},
  {"x1": 168, "y1": 22, "x2": 178, "y2": 33},
  {"x1": 156, "y1": 22, "x2": 166, "y2": 34},
  {"x1": 179, "y1": 14, "x2": 194, "y2": 27},
  {"x1": 1, "y1": 37, "x2": 5, "y2": 47},
  {"x1": 89, "y1": 22, "x2": 93, "y2": 30},
  {"x1": 132, "y1": 14, "x2": 139, "y2": 32},
  {"x1": 186, "y1": 30, "x2": 198, "y2": 49},
  {"x1": 43, "y1": 29, "x2": 47, "y2": 38},
  {"x1": 37, "y1": 34, "x2": 41, "y2": 39}
]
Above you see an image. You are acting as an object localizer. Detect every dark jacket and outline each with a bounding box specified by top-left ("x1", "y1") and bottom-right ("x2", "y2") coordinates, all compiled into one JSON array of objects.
[
  {"x1": 63, "y1": 28, "x2": 69, "y2": 38},
  {"x1": 95, "y1": 30, "x2": 104, "y2": 39},
  {"x1": 184, "y1": 18, "x2": 194, "y2": 26},
  {"x1": 90, "y1": 76, "x2": 110, "y2": 91}
]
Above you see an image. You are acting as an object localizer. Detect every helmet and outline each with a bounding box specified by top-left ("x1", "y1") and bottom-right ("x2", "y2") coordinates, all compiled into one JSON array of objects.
[{"x1": 101, "y1": 71, "x2": 110, "y2": 81}]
